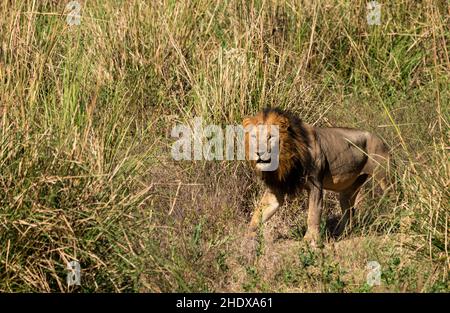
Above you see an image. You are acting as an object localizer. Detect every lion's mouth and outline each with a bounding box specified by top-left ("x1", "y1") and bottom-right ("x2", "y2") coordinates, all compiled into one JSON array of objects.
[{"x1": 256, "y1": 157, "x2": 271, "y2": 164}]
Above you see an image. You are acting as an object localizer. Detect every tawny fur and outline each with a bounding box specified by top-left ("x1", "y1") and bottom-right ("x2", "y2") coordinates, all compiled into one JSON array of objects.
[{"x1": 243, "y1": 108, "x2": 390, "y2": 246}]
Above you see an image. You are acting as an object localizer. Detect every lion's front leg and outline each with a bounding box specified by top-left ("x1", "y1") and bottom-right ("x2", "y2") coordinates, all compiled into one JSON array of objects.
[
  {"x1": 248, "y1": 189, "x2": 284, "y2": 237},
  {"x1": 304, "y1": 183, "x2": 323, "y2": 247}
]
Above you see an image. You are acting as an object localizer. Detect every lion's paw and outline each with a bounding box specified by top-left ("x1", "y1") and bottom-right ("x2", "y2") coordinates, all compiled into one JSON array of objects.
[
  {"x1": 240, "y1": 232, "x2": 258, "y2": 262},
  {"x1": 304, "y1": 230, "x2": 322, "y2": 249}
]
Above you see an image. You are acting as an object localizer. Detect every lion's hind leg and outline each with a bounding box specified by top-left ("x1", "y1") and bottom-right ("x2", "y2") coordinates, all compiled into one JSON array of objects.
[
  {"x1": 333, "y1": 174, "x2": 368, "y2": 237},
  {"x1": 366, "y1": 136, "x2": 391, "y2": 193}
]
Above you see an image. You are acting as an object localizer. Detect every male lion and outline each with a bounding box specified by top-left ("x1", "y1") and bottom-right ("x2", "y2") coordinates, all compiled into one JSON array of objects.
[{"x1": 243, "y1": 108, "x2": 390, "y2": 247}]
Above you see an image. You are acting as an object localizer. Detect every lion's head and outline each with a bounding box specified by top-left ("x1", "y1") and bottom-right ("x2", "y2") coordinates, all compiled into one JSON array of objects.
[{"x1": 243, "y1": 108, "x2": 312, "y2": 194}]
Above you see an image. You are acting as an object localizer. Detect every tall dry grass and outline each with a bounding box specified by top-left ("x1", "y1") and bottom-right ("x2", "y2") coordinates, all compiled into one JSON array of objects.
[{"x1": 0, "y1": 0, "x2": 448, "y2": 292}]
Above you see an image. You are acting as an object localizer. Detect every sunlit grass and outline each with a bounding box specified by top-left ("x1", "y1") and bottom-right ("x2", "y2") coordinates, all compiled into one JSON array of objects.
[{"x1": 0, "y1": 0, "x2": 448, "y2": 292}]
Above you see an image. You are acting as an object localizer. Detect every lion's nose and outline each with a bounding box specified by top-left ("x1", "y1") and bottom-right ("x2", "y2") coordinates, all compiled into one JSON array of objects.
[{"x1": 257, "y1": 151, "x2": 271, "y2": 161}]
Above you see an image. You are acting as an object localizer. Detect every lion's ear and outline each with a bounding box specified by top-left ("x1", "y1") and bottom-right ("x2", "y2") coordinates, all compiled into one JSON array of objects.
[
  {"x1": 242, "y1": 117, "x2": 253, "y2": 128},
  {"x1": 278, "y1": 116, "x2": 290, "y2": 130}
]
